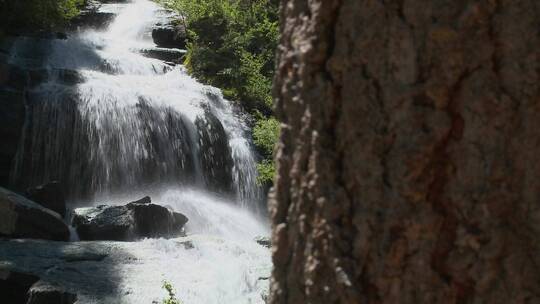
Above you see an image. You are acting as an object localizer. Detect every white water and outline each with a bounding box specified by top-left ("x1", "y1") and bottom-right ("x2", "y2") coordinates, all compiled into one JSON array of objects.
[
  {"x1": 8, "y1": 0, "x2": 270, "y2": 302},
  {"x1": 102, "y1": 188, "x2": 271, "y2": 304},
  {"x1": 11, "y1": 0, "x2": 262, "y2": 206}
]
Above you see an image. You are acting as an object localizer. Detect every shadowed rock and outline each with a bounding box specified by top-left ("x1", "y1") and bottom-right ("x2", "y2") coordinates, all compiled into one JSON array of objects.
[
  {"x1": 26, "y1": 181, "x2": 67, "y2": 217},
  {"x1": 27, "y1": 280, "x2": 77, "y2": 304},
  {"x1": 138, "y1": 47, "x2": 186, "y2": 63},
  {"x1": 0, "y1": 187, "x2": 70, "y2": 241},
  {"x1": 0, "y1": 269, "x2": 40, "y2": 303},
  {"x1": 151, "y1": 11, "x2": 187, "y2": 49}
]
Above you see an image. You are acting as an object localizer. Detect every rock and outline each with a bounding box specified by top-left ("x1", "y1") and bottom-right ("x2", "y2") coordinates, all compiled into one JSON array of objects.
[
  {"x1": 0, "y1": 269, "x2": 40, "y2": 303},
  {"x1": 72, "y1": 196, "x2": 188, "y2": 241},
  {"x1": 151, "y1": 16, "x2": 187, "y2": 49},
  {"x1": 0, "y1": 88, "x2": 25, "y2": 187},
  {"x1": 139, "y1": 47, "x2": 186, "y2": 63},
  {"x1": 72, "y1": 205, "x2": 134, "y2": 241},
  {"x1": 196, "y1": 109, "x2": 235, "y2": 194},
  {"x1": 27, "y1": 280, "x2": 77, "y2": 304},
  {"x1": 178, "y1": 240, "x2": 194, "y2": 250},
  {"x1": 254, "y1": 236, "x2": 271, "y2": 248},
  {"x1": 128, "y1": 196, "x2": 151, "y2": 205},
  {"x1": 26, "y1": 181, "x2": 67, "y2": 217},
  {"x1": 70, "y1": 12, "x2": 116, "y2": 31},
  {"x1": 0, "y1": 187, "x2": 70, "y2": 241}
]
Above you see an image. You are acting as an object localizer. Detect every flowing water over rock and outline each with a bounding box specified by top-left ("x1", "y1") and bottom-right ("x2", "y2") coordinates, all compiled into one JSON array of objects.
[
  {"x1": 9, "y1": 0, "x2": 261, "y2": 207},
  {"x1": 2, "y1": 0, "x2": 269, "y2": 303}
]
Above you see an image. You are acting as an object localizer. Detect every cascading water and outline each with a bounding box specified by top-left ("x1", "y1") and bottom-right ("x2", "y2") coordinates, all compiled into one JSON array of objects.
[
  {"x1": 5, "y1": 0, "x2": 270, "y2": 303},
  {"x1": 10, "y1": 0, "x2": 262, "y2": 207}
]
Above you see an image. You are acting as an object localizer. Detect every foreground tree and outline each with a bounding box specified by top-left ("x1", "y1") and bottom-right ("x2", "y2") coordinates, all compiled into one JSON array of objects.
[{"x1": 269, "y1": 0, "x2": 540, "y2": 303}]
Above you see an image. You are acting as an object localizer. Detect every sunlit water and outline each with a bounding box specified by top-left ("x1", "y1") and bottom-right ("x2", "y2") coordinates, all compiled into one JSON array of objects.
[
  {"x1": 101, "y1": 188, "x2": 271, "y2": 304},
  {"x1": 10, "y1": 0, "x2": 262, "y2": 207},
  {"x1": 6, "y1": 0, "x2": 270, "y2": 302}
]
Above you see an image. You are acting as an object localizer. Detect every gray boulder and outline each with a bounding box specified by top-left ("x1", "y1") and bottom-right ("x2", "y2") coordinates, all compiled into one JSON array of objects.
[
  {"x1": 0, "y1": 187, "x2": 70, "y2": 241},
  {"x1": 72, "y1": 196, "x2": 188, "y2": 241},
  {"x1": 26, "y1": 181, "x2": 67, "y2": 218}
]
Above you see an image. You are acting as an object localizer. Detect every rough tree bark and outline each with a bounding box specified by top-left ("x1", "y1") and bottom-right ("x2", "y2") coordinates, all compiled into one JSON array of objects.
[{"x1": 269, "y1": 1, "x2": 540, "y2": 303}]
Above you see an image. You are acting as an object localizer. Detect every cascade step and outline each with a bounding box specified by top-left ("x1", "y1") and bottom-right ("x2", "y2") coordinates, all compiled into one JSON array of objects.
[{"x1": 138, "y1": 47, "x2": 186, "y2": 63}]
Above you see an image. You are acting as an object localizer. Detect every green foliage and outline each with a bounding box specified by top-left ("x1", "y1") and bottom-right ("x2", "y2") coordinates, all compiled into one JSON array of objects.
[
  {"x1": 253, "y1": 117, "x2": 279, "y2": 157},
  {"x1": 162, "y1": 281, "x2": 182, "y2": 304},
  {"x1": 157, "y1": 0, "x2": 278, "y2": 114},
  {"x1": 157, "y1": 0, "x2": 280, "y2": 184},
  {"x1": 257, "y1": 159, "x2": 275, "y2": 185},
  {"x1": 253, "y1": 116, "x2": 279, "y2": 185},
  {"x1": 0, "y1": 0, "x2": 84, "y2": 32}
]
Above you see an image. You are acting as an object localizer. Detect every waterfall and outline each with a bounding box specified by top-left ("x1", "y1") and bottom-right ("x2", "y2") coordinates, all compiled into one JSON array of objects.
[
  {"x1": 4, "y1": 1, "x2": 271, "y2": 303},
  {"x1": 9, "y1": 0, "x2": 263, "y2": 209}
]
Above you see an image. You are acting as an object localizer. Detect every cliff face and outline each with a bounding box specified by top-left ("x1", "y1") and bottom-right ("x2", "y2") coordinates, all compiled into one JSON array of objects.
[{"x1": 270, "y1": 0, "x2": 540, "y2": 303}]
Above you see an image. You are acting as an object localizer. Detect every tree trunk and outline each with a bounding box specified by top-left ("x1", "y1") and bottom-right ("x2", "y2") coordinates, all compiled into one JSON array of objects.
[{"x1": 269, "y1": 1, "x2": 540, "y2": 303}]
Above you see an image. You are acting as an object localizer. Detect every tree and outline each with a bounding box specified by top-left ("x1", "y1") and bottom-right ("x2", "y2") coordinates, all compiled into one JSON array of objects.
[{"x1": 269, "y1": 0, "x2": 540, "y2": 303}]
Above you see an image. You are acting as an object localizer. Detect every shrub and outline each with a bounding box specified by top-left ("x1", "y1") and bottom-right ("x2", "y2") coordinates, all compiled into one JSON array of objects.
[
  {"x1": 253, "y1": 116, "x2": 279, "y2": 157},
  {"x1": 162, "y1": 281, "x2": 182, "y2": 304},
  {"x1": 157, "y1": 0, "x2": 280, "y2": 184},
  {"x1": 257, "y1": 159, "x2": 275, "y2": 185},
  {"x1": 253, "y1": 117, "x2": 279, "y2": 184},
  {"x1": 157, "y1": 0, "x2": 278, "y2": 115}
]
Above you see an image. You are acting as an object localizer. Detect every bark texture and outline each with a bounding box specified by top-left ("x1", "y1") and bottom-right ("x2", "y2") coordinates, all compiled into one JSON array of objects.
[{"x1": 269, "y1": 0, "x2": 540, "y2": 303}]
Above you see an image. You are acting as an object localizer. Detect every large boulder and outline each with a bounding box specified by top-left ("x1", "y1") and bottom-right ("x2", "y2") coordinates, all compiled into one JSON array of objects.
[
  {"x1": 151, "y1": 12, "x2": 187, "y2": 49},
  {"x1": 26, "y1": 181, "x2": 67, "y2": 218},
  {"x1": 152, "y1": 24, "x2": 187, "y2": 49},
  {"x1": 72, "y1": 196, "x2": 188, "y2": 241},
  {"x1": 0, "y1": 269, "x2": 77, "y2": 304},
  {"x1": 27, "y1": 280, "x2": 77, "y2": 304},
  {"x1": 0, "y1": 187, "x2": 70, "y2": 241}
]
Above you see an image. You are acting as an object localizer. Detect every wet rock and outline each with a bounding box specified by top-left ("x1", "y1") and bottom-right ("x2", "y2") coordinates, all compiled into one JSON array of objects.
[
  {"x1": 152, "y1": 25, "x2": 187, "y2": 49},
  {"x1": 72, "y1": 196, "x2": 188, "y2": 241},
  {"x1": 70, "y1": 12, "x2": 116, "y2": 31},
  {"x1": 27, "y1": 280, "x2": 77, "y2": 304},
  {"x1": 254, "y1": 236, "x2": 271, "y2": 248},
  {"x1": 0, "y1": 187, "x2": 70, "y2": 241},
  {"x1": 0, "y1": 269, "x2": 40, "y2": 303},
  {"x1": 178, "y1": 240, "x2": 194, "y2": 250},
  {"x1": 128, "y1": 196, "x2": 151, "y2": 205},
  {"x1": 26, "y1": 181, "x2": 67, "y2": 217},
  {"x1": 196, "y1": 109, "x2": 234, "y2": 194},
  {"x1": 139, "y1": 47, "x2": 186, "y2": 63},
  {"x1": 0, "y1": 88, "x2": 25, "y2": 187},
  {"x1": 72, "y1": 205, "x2": 134, "y2": 241},
  {"x1": 26, "y1": 68, "x2": 83, "y2": 87},
  {"x1": 151, "y1": 12, "x2": 187, "y2": 49}
]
